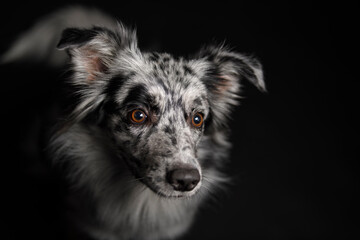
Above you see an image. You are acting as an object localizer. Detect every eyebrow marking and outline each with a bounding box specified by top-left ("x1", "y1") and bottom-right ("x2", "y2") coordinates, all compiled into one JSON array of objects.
[{"x1": 122, "y1": 84, "x2": 161, "y2": 117}]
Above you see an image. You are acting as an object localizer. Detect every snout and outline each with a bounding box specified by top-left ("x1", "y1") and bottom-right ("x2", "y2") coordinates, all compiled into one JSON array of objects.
[{"x1": 166, "y1": 168, "x2": 200, "y2": 192}]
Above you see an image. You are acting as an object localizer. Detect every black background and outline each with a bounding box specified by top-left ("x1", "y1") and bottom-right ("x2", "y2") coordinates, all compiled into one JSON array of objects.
[{"x1": 0, "y1": 1, "x2": 358, "y2": 239}]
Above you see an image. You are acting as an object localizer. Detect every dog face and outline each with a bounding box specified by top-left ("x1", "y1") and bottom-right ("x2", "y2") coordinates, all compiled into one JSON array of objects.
[
  {"x1": 103, "y1": 53, "x2": 212, "y2": 197},
  {"x1": 104, "y1": 54, "x2": 217, "y2": 197},
  {"x1": 57, "y1": 25, "x2": 264, "y2": 198}
]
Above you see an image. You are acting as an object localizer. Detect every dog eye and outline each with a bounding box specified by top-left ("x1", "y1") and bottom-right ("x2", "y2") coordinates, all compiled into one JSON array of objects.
[
  {"x1": 130, "y1": 109, "x2": 147, "y2": 124},
  {"x1": 192, "y1": 113, "x2": 204, "y2": 128}
]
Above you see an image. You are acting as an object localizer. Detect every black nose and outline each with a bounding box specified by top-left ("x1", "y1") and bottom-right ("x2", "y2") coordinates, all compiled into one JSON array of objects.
[{"x1": 167, "y1": 168, "x2": 200, "y2": 192}]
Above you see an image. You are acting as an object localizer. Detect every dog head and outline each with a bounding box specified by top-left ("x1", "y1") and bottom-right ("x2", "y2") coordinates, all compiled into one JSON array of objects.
[{"x1": 57, "y1": 24, "x2": 264, "y2": 198}]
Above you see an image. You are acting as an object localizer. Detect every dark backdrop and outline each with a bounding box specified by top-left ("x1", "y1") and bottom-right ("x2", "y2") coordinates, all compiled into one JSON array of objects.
[{"x1": 1, "y1": 1, "x2": 357, "y2": 239}]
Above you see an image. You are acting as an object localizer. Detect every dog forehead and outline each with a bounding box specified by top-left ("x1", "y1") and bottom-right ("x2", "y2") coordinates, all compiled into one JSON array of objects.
[
  {"x1": 150, "y1": 54, "x2": 207, "y2": 87},
  {"x1": 150, "y1": 63, "x2": 208, "y2": 110},
  {"x1": 110, "y1": 52, "x2": 210, "y2": 113},
  {"x1": 134, "y1": 54, "x2": 207, "y2": 98}
]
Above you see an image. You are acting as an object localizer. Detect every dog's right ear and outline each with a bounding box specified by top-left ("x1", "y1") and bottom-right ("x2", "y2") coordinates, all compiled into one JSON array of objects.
[
  {"x1": 57, "y1": 24, "x2": 138, "y2": 83},
  {"x1": 57, "y1": 24, "x2": 139, "y2": 121}
]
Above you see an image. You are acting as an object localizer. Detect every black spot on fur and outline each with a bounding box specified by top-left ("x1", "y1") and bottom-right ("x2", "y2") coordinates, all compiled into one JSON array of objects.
[
  {"x1": 182, "y1": 146, "x2": 190, "y2": 151},
  {"x1": 123, "y1": 84, "x2": 158, "y2": 115},
  {"x1": 170, "y1": 136, "x2": 177, "y2": 145},
  {"x1": 164, "y1": 125, "x2": 175, "y2": 135},
  {"x1": 176, "y1": 96, "x2": 183, "y2": 108},
  {"x1": 181, "y1": 80, "x2": 190, "y2": 90},
  {"x1": 103, "y1": 75, "x2": 128, "y2": 114},
  {"x1": 155, "y1": 78, "x2": 169, "y2": 94},
  {"x1": 123, "y1": 84, "x2": 148, "y2": 106},
  {"x1": 159, "y1": 62, "x2": 166, "y2": 71},
  {"x1": 148, "y1": 52, "x2": 160, "y2": 62},
  {"x1": 183, "y1": 65, "x2": 194, "y2": 76},
  {"x1": 184, "y1": 112, "x2": 189, "y2": 123},
  {"x1": 164, "y1": 99, "x2": 172, "y2": 112},
  {"x1": 132, "y1": 131, "x2": 145, "y2": 149},
  {"x1": 104, "y1": 75, "x2": 127, "y2": 97}
]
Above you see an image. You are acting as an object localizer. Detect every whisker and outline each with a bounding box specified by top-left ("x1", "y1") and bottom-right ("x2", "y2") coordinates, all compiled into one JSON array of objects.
[{"x1": 126, "y1": 176, "x2": 146, "y2": 184}]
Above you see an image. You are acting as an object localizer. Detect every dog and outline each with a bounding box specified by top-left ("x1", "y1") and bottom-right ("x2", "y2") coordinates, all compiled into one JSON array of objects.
[{"x1": 2, "y1": 6, "x2": 265, "y2": 240}]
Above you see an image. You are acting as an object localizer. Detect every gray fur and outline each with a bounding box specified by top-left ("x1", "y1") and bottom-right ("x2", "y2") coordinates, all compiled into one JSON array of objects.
[
  {"x1": 2, "y1": 6, "x2": 265, "y2": 240},
  {"x1": 0, "y1": 6, "x2": 118, "y2": 66}
]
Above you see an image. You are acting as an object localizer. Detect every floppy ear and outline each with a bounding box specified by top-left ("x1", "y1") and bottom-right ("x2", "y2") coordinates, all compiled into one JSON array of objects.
[
  {"x1": 196, "y1": 45, "x2": 265, "y2": 129},
  {"x1": 57, "y1": 24, "x2": 137, "y2": 83},
  {"x1": 57, "y1": 24, "x2": 138, "y2": 121}
]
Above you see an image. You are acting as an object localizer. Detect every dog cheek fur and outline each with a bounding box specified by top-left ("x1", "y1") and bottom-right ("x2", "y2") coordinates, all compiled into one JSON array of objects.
[{"x1": 50, "y1": 123, "x2": 201, "y2": 240}]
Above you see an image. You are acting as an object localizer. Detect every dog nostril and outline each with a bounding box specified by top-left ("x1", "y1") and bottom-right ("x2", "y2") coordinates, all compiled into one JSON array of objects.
[{"x1": 167, "y1": 168, "x2": 200, "y2": 192}]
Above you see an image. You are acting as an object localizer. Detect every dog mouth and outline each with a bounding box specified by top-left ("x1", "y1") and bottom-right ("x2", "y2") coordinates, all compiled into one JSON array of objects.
[
  {"x1": 138, "y1": 175, "x2": 202, "y2": 198},
  {"x1": 148, "y1": 184, "x2": 202, "y2": 198}
]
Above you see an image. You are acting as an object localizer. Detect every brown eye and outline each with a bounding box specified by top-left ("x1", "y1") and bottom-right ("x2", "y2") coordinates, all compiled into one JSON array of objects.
[
  {"x1": 130, "y1": 109, "x2": 147, "y2": 124},
  {"x1": 192, "y1": 113, "x2": 204, "y2": 128}
]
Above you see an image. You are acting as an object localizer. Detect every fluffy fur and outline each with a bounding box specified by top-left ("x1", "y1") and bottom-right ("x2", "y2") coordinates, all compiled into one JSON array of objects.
[{"x1": 2, "y1": 6, "x2": 265, "y2": 240}]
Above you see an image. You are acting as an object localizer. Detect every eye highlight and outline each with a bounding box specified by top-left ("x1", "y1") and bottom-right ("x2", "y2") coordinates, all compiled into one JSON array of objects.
[
  {"x1": 192, "y1": 113, "x2": 204, "y2": 128},
  {"x1": 130, "y1": 109, "x2": 147, "y2": 124}
]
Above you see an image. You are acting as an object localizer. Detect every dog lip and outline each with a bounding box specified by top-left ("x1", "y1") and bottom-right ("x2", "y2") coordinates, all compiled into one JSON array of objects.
[
  {"x1": 156, "y1": 190, "x2": 198, "y2": 199},
  {"x1": 138, "y1": 178, "x2": 200, "y2": 198},
  {"x1": 130, "y1": 165, "x2": 202, "y2": 198}
]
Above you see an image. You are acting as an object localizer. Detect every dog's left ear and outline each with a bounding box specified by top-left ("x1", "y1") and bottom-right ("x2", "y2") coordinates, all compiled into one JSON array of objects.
[
  {"x1": 197, "y1": 45, "x2": 265, "y2": 94},
  {"x1": 196, "y1": 45, "x2": 265, "y2": 128}
]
